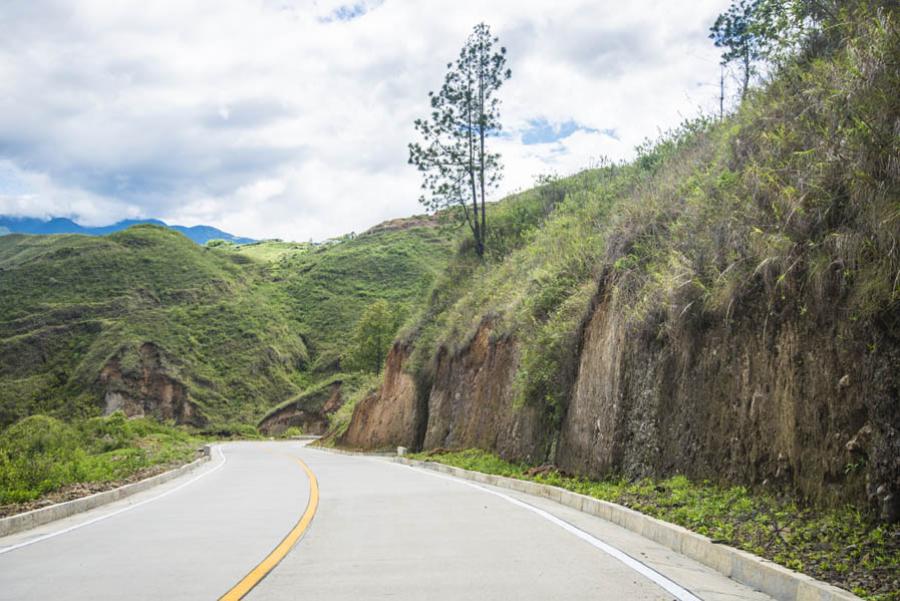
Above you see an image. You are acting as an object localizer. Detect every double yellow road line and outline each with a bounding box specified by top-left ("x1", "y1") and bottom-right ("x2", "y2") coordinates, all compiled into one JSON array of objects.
[{"x1": 219, "y1": 455, "x2": 320, "y2": 601}]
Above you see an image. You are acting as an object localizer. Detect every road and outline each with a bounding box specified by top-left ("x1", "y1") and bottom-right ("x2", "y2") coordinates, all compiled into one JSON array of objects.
[{"x1": 0, "y1": 442, "x2": 775, "y2": 600}]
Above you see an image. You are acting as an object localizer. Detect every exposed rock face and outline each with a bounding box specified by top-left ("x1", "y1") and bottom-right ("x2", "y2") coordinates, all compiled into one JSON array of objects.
[
  {"x1": 422, "y1": 323, "x2": 551, "y2": 463},
  {"x1": 341, "y1": 291, "x2": 899, "y2": 518},
  {"x1": 99, "y1": 342, "x2": 205, "y2": 426},
  {"x1": 341, "y1": 324, "x2": 553, "y2": 461},
  {"x1": 259, "y1": 380, "x2": 344, "y2": 436},
  {"x1": 558, "y1": 292, "x2": 899, "y2": 520},
  {"x1": 340, "y1": 344, "x2": 420, "y2": 449}
]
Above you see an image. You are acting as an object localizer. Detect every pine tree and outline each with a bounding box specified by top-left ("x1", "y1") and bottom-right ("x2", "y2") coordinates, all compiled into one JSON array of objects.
[{"x1": 409, "y1": 23, "x2": 511, "y2": 257}]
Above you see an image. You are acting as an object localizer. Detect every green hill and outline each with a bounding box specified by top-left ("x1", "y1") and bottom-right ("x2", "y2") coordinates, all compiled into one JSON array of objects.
[
  {"x1": 0, "y1": 220, "x2": 453, "y2": 429},
  {"x1": 338, "y1": 3, "x2": 898, "y2": 513},
  {"x1": 277, "y1": 223, "x2": 454, "y2": 370}
]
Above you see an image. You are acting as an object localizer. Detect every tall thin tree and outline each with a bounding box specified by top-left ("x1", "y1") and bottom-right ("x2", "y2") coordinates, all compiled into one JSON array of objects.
[
  {"x1": 409, "y1": 23, "x2": 511, "y2": 257},
  {"x1": 709, "y1": 0, "x2": 764, "y2": 99}
]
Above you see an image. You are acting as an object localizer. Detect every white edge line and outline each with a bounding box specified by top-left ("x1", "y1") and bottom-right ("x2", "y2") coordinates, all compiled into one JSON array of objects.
[
  {"x1": 394, "y1": 460, "x2": 704, "y2": 601},
  {"x1": 0, "y1": 446, "x2": 228, "y2": 555}
]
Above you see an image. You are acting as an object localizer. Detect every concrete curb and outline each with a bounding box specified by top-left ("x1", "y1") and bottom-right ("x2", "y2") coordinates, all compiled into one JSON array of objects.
[
  {"x1": 312, "y1": 446, "x2": 860, "y2": 601},
  {"x1": 0, "y1": 445, "x2": 212, "y2": 538}
]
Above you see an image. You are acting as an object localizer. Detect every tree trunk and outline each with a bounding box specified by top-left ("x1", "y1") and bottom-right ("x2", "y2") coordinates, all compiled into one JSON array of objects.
[
  {"x1": 467, "y1": 80, "x2": 482, "y2": 256},
  {"x1": 719, "y1": 66, "x2": 725, "y2": 119},
  {"x1": 478, "y1": 61, "x2": 487, "y2": 257},
  {"x1": 742, "y1": 52, "x2": 750, "y2": 98}
]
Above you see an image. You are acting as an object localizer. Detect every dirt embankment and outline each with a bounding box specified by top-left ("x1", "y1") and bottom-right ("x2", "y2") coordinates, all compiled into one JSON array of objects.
[
  {"x1": 340, "y1": 344, "x2": 420, "y2": 449},
  {"x1": 341, "y1": 323, "x2": 552, "y2": 461},
  {"x1": 422, "y1": 323, "x2": 552, "y2": 462},
  {"x1": 340, "y1": 292, "x2": 899, "y2": 519},
  {"x1": 100, "y1": 342, "x2": 206, "y2": 427},
  {"x1": 259, "y1": 380, "x2": 345, "y2": 436},
  {"x1": 558, "y1": 290, "x2": 899, "y2": 520}
]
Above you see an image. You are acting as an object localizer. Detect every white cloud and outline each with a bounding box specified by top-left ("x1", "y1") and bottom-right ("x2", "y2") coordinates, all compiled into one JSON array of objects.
[{"x1": 0, "y1": 0, "x2": 730, "y2": 240}]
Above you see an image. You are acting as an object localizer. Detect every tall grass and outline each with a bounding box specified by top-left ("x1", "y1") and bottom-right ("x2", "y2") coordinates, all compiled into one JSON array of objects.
[{"x1": 396, "y1": 5, "x2": 898, "y2": 431}]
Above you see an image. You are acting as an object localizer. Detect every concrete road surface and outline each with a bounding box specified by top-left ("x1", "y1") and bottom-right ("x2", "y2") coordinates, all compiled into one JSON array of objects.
[{"x1": 0, "y1": 442, "x2": 775, "y2": 600}]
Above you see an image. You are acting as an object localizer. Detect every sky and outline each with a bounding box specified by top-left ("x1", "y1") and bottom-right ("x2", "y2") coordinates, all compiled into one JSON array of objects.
[{"x1": 0, "y1": 0, "x2": 732, "y2": 241}]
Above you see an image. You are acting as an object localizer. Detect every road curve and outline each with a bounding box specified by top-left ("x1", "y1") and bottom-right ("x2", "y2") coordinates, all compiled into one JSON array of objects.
[{"x1": 0, "y1": 442, "x2": 775, "y2": 600}]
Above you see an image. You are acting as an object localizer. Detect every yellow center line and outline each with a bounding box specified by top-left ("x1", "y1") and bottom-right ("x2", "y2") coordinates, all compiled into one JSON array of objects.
[{"x1": 219, "y1": 454, "x2": 319, "y2": 601}]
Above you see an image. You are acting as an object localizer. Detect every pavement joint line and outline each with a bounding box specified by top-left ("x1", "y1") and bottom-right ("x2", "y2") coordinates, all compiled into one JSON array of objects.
[
  {"x1": 0, "y1": 446, "x2": 228, "y2": 555},
  {"x1": 396, "y1": 460, "x2": 704, "y2": 601},
  {"x1": 218, "y1": 452, "x2": 319, "y2": 601}
]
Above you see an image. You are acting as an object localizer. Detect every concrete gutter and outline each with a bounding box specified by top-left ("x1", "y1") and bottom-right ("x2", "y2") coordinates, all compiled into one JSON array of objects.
[
  {"x1": 0, "y1": 445, "x2": 212, "y2": 538},
  {"x1": 315, "y1": 445, "x2": 861, "y2": 601}
]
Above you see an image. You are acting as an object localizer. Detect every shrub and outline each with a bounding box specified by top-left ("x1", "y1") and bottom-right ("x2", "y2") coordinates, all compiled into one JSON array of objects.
[
  {"x1": 0, "y1": 415, "x2": 81, "y2": 502},
  {"x1": 0, "y1": 414, "x2": 198, "y2": 504}
]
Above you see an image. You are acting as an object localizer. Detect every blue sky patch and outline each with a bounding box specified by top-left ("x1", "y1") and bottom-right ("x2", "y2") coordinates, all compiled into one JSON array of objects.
[
  {"x1": 521, "y1": 118, "x2": 618, "y2": 145},
  {"x1": 319, "y1": 1, "x2": 382, "y2": 23}
]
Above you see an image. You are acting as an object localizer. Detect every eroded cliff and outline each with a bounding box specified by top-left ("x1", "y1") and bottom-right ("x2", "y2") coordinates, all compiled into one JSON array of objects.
[
  {"x1": 558, "y1": 285, "x2": 899, "y2": 521},
  {"x1": 99, "y1": 342, "x2": 206, "y2": 427},
  {"x1": 340, "y1": 344, "x2": 420, "y2": 449}
]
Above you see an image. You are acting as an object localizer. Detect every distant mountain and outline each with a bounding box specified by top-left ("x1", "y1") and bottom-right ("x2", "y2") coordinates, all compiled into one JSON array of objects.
[{"x1": 0, "y1": 216, "x2": 256, "y2": 245}]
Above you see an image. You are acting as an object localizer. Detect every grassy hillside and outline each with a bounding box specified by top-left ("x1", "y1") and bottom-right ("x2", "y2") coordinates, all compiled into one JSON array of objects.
[
  {"x1": 396, "y1": 3, "x2": 898, "y2": 429},
  {"x1": 0, "y1": 413, "x2": 200, "y2": 507},
  {"x1": 274, "y1": 225, "x2": 455, "y2": 371},
  {"x1": 0, "y1": 226, "x2": 306, "y2": 427},
  {"x1": 0, "y1": 219, "x2": 453, "y2": 428}
]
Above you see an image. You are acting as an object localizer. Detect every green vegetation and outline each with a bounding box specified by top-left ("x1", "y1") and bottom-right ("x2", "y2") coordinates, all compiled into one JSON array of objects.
[
  {"x1": 278, "y1": 426, "x2": 304, "y2": 438},
  {"x1": 0, "y1": 219, "x2": 453, "y2": 429},
  {"x1": 344, "y1": 300, "x2": 404, "y2": 373},
  {"x1": 414, "y1": 449, "x2": 899, "y2": 600},
  {"x1": 0, "y1": 226, "x2": 306, "y2": 427},
  {"x1": 274, "y1": 225, "x2": 454, "y2": 372},
  {"x1": 200, "y1": 422, "x2": 262, "y2": 440},
  {"x1": 0, "y1": 413, "x2": 199, "y2": 506},
  {"x1": 224, "y1": 239, "x2": 313, "y2": 263},
  {"x1": 397, "y1": 1, "x2": 898, "y2": 433},
  {"x1": 259, "y1": 372, "x2": 369, "y2": 425}
]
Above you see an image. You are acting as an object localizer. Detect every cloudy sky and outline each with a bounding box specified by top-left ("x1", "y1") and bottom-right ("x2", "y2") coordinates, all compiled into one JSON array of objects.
[{"x1": 0, "y1": 0, "x2": 731, "y2": 241}]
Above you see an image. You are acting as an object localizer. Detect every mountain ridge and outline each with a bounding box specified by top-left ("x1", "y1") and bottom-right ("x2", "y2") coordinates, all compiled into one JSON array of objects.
[{"x1": 0, "y1": 216, "x2": 255, "y2": 245}]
